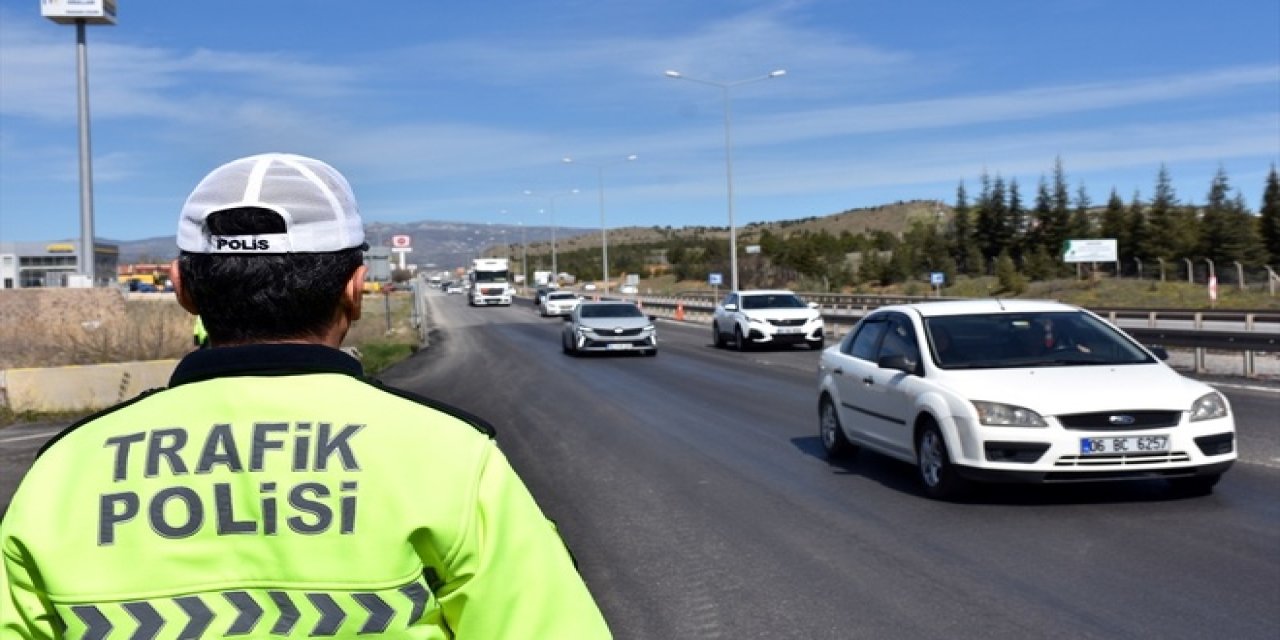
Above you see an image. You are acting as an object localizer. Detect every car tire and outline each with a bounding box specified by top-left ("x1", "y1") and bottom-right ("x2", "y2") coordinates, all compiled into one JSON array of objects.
[
  {"x1": 1167, "y1": 474, "x2": 1221, "y2": 497},
  {"x1": 819, "y1": 396, "x2": 856, "y2": 459},
  {"x1": 713, "y1": 322, "x2": 727, "y2": 348},
  {"x1": 562, "y1": 334, "x2": 575, "y2": 356},
  {"x1": 644, "y1": 349, "x2": 658, "y2": 357},
  {"x1": 916, "y1": 421, "x2": 970, "y2": 501},
  {"x1": 734, "y1": 326, "x2": 750, "y2": 352}
]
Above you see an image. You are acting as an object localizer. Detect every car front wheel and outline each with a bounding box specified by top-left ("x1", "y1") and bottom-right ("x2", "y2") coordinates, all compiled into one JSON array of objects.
[
  {"x1": 916, "y1": 422, "x2": 970, "y2": 501},
  {"x1": 713, "y1": 322, "x2": 727, "y2": 348},
  {"x1": 819, "y1": 396, "x2": 856, "y2": 459},
  {"x1": 734, "y1": 326, "x2": 750, "y2": 352}
]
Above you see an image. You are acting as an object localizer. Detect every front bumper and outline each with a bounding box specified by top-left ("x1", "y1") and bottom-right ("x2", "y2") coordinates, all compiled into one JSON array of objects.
[
  {"x1": 947, "y1": 414, "x2": 1237, "y2": 483},
  {"x1": 746, "y1": 323, "x2": 824, "y2": 345},
  {"x1": 574, "y1": 330, "x2": 657, "y2": 353}
]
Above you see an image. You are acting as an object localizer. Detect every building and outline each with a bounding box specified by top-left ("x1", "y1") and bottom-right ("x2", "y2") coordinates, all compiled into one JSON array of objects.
[{"x1": 0, "y1": 241, "x2": 119, "y2": 289}]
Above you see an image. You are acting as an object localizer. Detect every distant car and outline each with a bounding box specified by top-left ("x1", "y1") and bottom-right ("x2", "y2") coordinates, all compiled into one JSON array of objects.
[
  {"x1": 445, "y1": 281, "x2": 463, "y2": 294},
  {"x1": 540, "y1": 291, "x2": 582, "y2": 317},
  {"x1": 712, "y1": 289, "x2": 824, "y2": 351},
  {"x1": 816, "y1": 299, "x2": 1236, "y2": 500},
  {"x1": 582, "y1": 282, "x2": 598, "y2": 291},
  {"x1": 562, "y1": 301, "x2": 657, "y2": 356},
  {"x1": 619, "y1": 285, "x2": 639, "y2": 295},
  {"x1": 534, "y1": 283, "x2": 559, "y2": 305}
]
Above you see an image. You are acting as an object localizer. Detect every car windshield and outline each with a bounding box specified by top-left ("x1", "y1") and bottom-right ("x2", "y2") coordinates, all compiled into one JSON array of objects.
[
  {"x1": 741, "y1": 294, "x2": 806, "y2": 310},
  {"x1": 580, "y1": 304, "x2": 644, "y2": 319},
  {"x1": 924, "y1": 311, "x2": 1156, "y2": 369},
  {"x1": 549, "y1": 292, "x2": 577, "y2": 301}
]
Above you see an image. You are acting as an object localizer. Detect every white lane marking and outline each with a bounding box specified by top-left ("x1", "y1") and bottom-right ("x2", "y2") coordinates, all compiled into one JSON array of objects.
[{"x1": 0, "y1": 430, "x2": 60, "y2": 444}]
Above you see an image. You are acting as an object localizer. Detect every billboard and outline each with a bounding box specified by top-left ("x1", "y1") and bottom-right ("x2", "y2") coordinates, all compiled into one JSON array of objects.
[
  {"x1": 1062, "y1": 239, "x2": 1117, "y2": 263},
  {"x1": 41, "y1": 0, "x2": 117, "y2": 25}
]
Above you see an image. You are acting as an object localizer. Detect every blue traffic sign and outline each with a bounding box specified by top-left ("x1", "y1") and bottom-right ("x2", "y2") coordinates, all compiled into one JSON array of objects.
[{"x1": 709, "y1": 272, "x2": 723, "y2": 286}]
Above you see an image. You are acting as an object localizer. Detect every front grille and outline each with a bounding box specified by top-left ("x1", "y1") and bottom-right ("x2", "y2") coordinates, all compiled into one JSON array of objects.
[
  {"x1": 767, "y1": 318, "x2": 807, "y2": 327},
  {"x1": 1053, "y1": 451, "x2": 1191, "y2": 467},
  {"x1": 592, "y1": 327, "x2": 643, "y2": 336},
  {"x1": 1057, "y1": 411, "x2": 1180, "y2": 431},
  {"x1": 480, "y1": 287, "x2": 504, "y2": 295}
]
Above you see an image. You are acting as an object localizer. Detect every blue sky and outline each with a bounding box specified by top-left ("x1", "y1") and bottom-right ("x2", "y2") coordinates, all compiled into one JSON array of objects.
[{"x1": 1, "y1": 0, "x2": 1277, "y2": 244}]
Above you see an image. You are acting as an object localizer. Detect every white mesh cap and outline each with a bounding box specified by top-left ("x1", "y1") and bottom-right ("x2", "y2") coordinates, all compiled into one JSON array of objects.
[{"x1": 177, "y1": 153, "x2": 366, "y2": 254}]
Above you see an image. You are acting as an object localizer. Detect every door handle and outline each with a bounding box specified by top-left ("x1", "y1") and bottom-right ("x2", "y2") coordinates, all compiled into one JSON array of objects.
[
  {"x1": 862, "y1": 376, "x2": 875, "y2": 385},
  {"x1": 833, "y1": 367, "x2": 843, "y2": 375}
]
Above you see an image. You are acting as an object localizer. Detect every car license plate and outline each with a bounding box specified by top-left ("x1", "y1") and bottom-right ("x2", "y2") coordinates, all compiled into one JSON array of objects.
[
  {"x1": 775, "y1": 327, "x2": 803, "y2": 334},
  {"x1": 1080, "y1": 435, "x2": 1169, "y2": 455},
  {"x1": 606, "y1": 343, "x2": 632, "y2": 350}
]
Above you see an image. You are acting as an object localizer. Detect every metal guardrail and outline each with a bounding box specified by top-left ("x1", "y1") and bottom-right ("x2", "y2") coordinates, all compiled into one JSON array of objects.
[{"x1": 609, "y1": 293, "x2": 1278, "y2": 377}]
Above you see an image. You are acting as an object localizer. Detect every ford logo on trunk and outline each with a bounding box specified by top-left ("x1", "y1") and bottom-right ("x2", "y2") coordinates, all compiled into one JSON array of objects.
[{"x1": 1109, "y1": 415, "x2": 1136, "y2": 425}]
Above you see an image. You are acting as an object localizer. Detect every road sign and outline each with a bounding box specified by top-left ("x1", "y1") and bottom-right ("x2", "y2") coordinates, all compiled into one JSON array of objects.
[
  {"x1": 391, "y1": 234, "x2": 412, "y2": 248},
  {"x1": 930, "y1": 272, "x2": 945, "y2": 286},
  {"x1": 1062, "y1": 239, "x2": 1117, "y2": 263},
  {"x1": 709, "y1": 272, "x2": 723, "y2": 286}
]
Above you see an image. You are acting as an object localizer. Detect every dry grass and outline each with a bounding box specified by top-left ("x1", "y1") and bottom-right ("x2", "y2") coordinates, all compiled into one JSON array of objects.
[{"x1": 0, "y1": 290, "x2": 192, "y2": 370}]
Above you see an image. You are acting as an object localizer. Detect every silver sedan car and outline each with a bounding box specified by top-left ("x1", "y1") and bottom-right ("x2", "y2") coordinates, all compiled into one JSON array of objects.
[{"x1": 562, "y1": 301, "x2": 657, "y2": 356}]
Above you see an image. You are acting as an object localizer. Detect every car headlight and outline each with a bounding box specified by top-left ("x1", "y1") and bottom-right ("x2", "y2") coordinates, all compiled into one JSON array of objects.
[
  {"x1": 972, "y1": 401, "x2": 1048, "y2": 427},
  {"x1": 644, "y1": 324, "x2": 655, "y2": 332},
  {"x1": 1189, "y1": 392, "x2": 1229, "y2": 422}
]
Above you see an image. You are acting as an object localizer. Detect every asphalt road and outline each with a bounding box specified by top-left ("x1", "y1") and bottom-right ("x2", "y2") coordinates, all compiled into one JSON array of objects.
[{"x1": 2, "y1": 292, "x2": 1278, "y2": 639}]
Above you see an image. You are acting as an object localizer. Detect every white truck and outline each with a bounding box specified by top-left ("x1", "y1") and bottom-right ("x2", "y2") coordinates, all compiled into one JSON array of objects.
[{"x1": 469, "y1": 258, "x2": 513, "y2": 306}]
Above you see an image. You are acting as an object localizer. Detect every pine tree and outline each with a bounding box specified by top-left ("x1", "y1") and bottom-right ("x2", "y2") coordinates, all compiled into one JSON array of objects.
[
  {"x1": 1049, "y1": 157, "x2": 1072, "y2": 254},
  {"x1": 1260, "y1": 165, "x2": 1280, "y2": 264},
  {"x1": 1071, "y1": 183, "x2": 1092, "y2": 239},
  {"x1": 1147, "y1": 165, "x2": 1179, "y2": 259},
  {"x1": 1007, "y1": 178, "x2": 1027, "y2": 262},
  {"x1": 1031, "y1": 177, "x2": 1053, "y2": 259},
  {"x1": 950, "y1": 182, "x2": 975, "y2": 274},
  {"x1": 1127, "y1": 191, "x2": 1151, "y2": 268},
  {"x1": 1100, "y1": 189, "x2": 1130, "y2": 273}
]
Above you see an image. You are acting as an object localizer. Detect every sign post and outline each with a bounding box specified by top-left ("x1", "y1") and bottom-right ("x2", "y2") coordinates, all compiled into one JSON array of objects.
[
  {"x1": 929, "y1": 271, "x2": 945, "y2": 297},
  {"x1": 391, "y1": 234, "x2": 412, "y2": 272}
]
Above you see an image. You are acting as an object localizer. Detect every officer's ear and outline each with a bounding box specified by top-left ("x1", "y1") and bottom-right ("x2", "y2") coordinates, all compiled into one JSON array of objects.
[
  {"x1": 170, "y1": 260, "x2": 198, "y2": 315},
  {"x1": 341, "y1": 265, "x2": 367, "y2": 323}
]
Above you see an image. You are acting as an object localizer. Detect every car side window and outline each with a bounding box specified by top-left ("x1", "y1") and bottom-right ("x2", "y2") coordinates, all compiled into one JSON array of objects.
[
  {"x1": 723, "y1": 294, "x2": 737, "y2": 308},
  {"x1": 848, "y1": 318, "x2": 887, "y2": 361},
  {"x1": 878, "y1": 315, "x2": 921, "y2": 369}
]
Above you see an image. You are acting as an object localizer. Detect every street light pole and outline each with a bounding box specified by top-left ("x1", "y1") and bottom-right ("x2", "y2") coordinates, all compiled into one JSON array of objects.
[
  {"x1": 524, "y1": 188, "x2": 579, "y2": 283},
  {"x1": 43, "y1": 4, "x2": 115, "y2": 286},
  {"x1": 665, "y1": 69, "x2": 786, "y2": 292},
  {"x1": 562, "y1": 156, "x2": 637, "y2": 294}
]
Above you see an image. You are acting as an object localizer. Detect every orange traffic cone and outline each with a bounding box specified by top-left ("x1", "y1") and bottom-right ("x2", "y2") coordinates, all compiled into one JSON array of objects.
[{"x1": 675, "y1": 301, "x2": 685, "y2": 321}]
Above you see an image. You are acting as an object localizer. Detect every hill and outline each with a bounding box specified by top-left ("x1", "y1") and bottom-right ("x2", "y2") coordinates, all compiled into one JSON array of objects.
[{"x1": 116, "y1": 200, "x2": 950, "y2": 268}]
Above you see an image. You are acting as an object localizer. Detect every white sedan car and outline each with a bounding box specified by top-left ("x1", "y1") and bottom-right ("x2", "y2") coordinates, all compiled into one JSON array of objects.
[
  {"x1": 540, "y1": 291, "x2": 582, "y2": 317},
  {"x1": 713, "y1": 289, "x2": 825, "y2": 351},
  {"x1": 817, "y1": 299, "x2": 1235, "y2": 500}
]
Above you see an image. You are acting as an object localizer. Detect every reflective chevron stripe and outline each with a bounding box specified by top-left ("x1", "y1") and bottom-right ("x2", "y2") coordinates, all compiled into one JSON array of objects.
[{"x1": 59, "y1": 577, "x2": 434, "y2": 639}]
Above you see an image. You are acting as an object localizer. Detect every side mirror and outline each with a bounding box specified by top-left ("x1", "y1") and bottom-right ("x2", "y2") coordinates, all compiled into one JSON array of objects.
[
  {"x1": 648, "y1": 315, "x2": 657, "y2": 322},
  {"x1": 1148, "y1": 345, "x2": 1169, "y2": 361},
  {"x1": 877, "y1": 354, "x2": 916, "y2": 374},
  {"x1": 808, "y1": 302, "x2": 819, "y2": 309},
  {"x1": 723, "y1": 303, "x2": 738, "y2": 312}
]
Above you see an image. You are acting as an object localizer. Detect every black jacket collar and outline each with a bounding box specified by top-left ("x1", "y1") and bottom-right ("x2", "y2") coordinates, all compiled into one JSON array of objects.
[{"x1": 170, "y1": 343, "x2": 364, "y2": 387}]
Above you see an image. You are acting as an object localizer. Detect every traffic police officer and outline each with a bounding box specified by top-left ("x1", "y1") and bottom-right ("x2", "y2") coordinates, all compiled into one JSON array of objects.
[{"x1": 1, "y1": 153, "x2": 611, "y2": 639}]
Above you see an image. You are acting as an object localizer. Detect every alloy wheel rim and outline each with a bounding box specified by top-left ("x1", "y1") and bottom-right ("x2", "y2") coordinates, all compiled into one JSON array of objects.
[{"x1": 920, "y1": 432, "x2": 943, "y2": 486}]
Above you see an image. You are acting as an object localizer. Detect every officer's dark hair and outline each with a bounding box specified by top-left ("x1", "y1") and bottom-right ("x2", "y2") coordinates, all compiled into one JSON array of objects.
[{"x1": 178, "y1": 207, "x2": 364, "y2": 345}]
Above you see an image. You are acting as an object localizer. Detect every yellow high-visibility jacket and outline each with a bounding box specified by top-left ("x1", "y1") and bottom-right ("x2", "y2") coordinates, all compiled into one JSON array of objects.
[{"x1": 1, "y1": 344, "x2": 611, "y2": 639}]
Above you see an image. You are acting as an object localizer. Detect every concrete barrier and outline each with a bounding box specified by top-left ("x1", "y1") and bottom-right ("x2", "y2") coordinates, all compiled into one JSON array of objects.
[{"x1": 0, "y1": 360, "x2": 178, "y2": 413}]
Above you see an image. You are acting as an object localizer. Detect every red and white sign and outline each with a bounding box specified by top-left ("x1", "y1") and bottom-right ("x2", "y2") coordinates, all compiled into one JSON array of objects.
[
  {"x1": 1208, "y1": 275, "x2": 1218, "y2": 301},
  {"x1": 391, "y1": 235, "x2": 412, "y2": 248}
]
